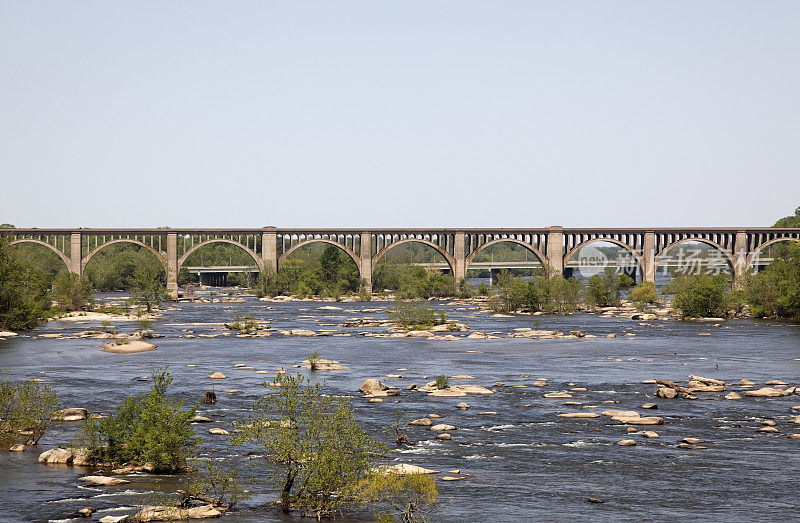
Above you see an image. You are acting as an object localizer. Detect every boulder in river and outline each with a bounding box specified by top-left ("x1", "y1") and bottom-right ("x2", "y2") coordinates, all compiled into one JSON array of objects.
[
  {"x1": 52, "y1": 408, "x2": 88, "y2": 421},
  {"x1": 456, "y1": 402, "x2": 470, "y2": 409},
  {"x1": 131, "y1": 504, "x2": 221, "y2": 521},
  {"x1": 360, "y1": 379, "x2": 389, "y2": 395},
  {"x1": 725, "y1": 392, "x2": 742, "y2": 400},
  {"x1": 201, "y1": 391, "x2": 217, "y2": 404},
  {"x1": 79, "y1": 475, "x2": 130, "y2": 486},
  {"x1": 745, "y1": 387, "x2": 788, "y2": 398},
  {"x1": 557, "y1": 412, "x2": 600, "y2": 418},
  {"x1": 9, "y1": 443, "x2": 26, "y2": 452},
  {"x1": 655, "y1": 387, "x2": 677, "y2": 399},
  {"x1": 208, "y1": 372, "x2": 226, "y2": 380},
  {"x1": 409, "y1": 418, "x2": 432, "y2": 426},
  {"x1": 38, "y1": 448, "x2": 74, "y2": 464},
  {"x1": 616, "y1": 439, "x2": 636, "y2": 446},
  {"x1": 101, "y1": 340, "x2": 157, "y2": 354},
  {"x1": 430, "y1": 424, "x2": 456, "y2": 431},
  {"x1": 381, "y1": 463, "x2": 440, "y2": 475}
]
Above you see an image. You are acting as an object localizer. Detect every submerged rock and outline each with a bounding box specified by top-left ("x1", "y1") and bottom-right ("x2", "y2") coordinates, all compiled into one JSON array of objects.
[
  {"x1": 101, "y1": 341, "x2": 157, "y2": 354},
  {"x1": 79, "y1": 475, "x2": 131, "y2": 486},
  {"x1": 745, "y1": 387, "x2": 788, "y2": 398}
]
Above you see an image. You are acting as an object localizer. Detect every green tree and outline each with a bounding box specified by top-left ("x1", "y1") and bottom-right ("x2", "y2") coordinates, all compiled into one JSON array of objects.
[
  {"x1": 665, "y1": 274, "x2": 734, "y2": 318},
  {"x1": 233, "y1": 373, "x2": 386, "y2": 518},
  {"x1": 0, "y1": 376, "x2": 60, "y2": 446},
  {"x1": 357, "y1": 472, "x2": 439, "y2": 523},
  {"x1": 0, "y1": 239, "x2": 52, "y2": 330},
  {"x1": 584, "y1": 268, "x2": 634, "y2": 307},
  {"x1": 630, "y1": 281, "x2": 659, "y2": 310},
  {"x1": 744, "y1": 242, "x2": 800, "y2": 320},
  {"x1": 387, "y1": 300, "x2": 443, "y2": 329},
  {"x1": 129, "y1": 264, "x2": 170, "y2": 312},
  {"x1": 77, "y1": 367, "x2": 198, "y2": 472},
  {"x1": 52, "y1": 272, "x2": 94, "y2": 312},
  {"x1": 773, "y1": 206, "x2": 800, "y2": 228}
]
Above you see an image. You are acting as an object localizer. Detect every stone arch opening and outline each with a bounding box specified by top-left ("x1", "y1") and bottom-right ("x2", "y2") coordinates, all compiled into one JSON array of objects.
[
  {"x1": 83, "y1": 240, "x2": 168, "y2": 291},
  {"x1": 372, "y1": 240, "x2": 455, "y2": 297},
  {"x1": 7, "y1": 240, "x2": 71, "y2": 276},
  {"x1": 563, "y1": 239, "x2": 643, "y2": 284},
  {"x1": 655, "y1": 239, "x2": 733, "y2": 287},
  {"x1": 180, "y1": 239, "x2": 263, "y2": 287},
  {"x1": 746, "y1": 238, "x2": 800, "y2": 273},
  {"x1": 466, "y1": 239, "x2": 546, "y2": 286},
  {"x1": 276, "y1": 241, "x2": 361, "y2": 296}
]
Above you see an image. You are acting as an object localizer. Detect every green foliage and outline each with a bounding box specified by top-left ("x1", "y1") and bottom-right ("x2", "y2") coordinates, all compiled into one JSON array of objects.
[
  {"x1": 584, "y1": 268, "x2": 634, "y2": 307},
  {"x1": 77, "y1": 367, "x2": 198, "y2": 472},
  {"x1": 434, "y1": 375, "x2": 449, "y2": 389},
  {"x1": 268, "y1": 245, "x2": 360, "y2": 298},
  {"x1": 387, "y1": 301, "x2": 445, "y2": 329},
  {"x1": 488, "y1": 268, "x2": 582, "y2": 314},
  {"x1": 184, "y1": 460, "x2": 250, "y2": 509},
  {"x1": 84, "y1": 243, "x2": 165, "y2": 291},
  {"x1": 307, "y1": 351, "x2": 321, "y2": 371},
  {"x1": 357, "y1": 472, "x2": 439, "y2": 523},
  {"x1": 744, "y1": 242, "x2": 800, "y2": 320},
  {"x1": 0, "y1": 377, "x2": 60, "y2": 446},
  {"x1": 52, "y1": 272, "x2": 94, "y2": 312},
  {"x1": 665, "y1": 274, "x2": 734, "y2": 318},
  {"x1": 228, "y1": 311, "x2": 258, "y2": 333},
  {"x1": 0, "y1": 239, "x2": 52, "y2": 330},
  {"x1": 476, "y1": 282, "x2": 489, "y2": 296},
  {"x1": 233, "y1": 373, "x2": 387, "y2": 518},
  {"x1": 630, "y1": 281, "x2": 660, "y2": 310},
  {"x1": 374, "y1": 263, "x2": 455, "y2": 299},
  {"x1": 129, "y1": 264, "x2": 170, "y2": 313},
  {"x1": 773, "y1": 206, "x2": 800, "y2": 228}
]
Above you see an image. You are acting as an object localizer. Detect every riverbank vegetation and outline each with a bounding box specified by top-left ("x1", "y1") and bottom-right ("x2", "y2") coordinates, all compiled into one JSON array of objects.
[
  {"x1": 76, "y1": 367, "x2": 198, "y2": 472},
  {"x1": 0, "y1": 374, "x2": 60, "y2": 447},
  {"x1": 743, "y1": 242, "x2": 800, "y2": 321},
  {"x1": 257, "y1": 244, "x2": 361, "y2": 299},
  {"x1": 387, "y1": 300, "x2": 447, "y2": 330},
  {"x1": 664, "y1": 274, "x2": 739, "y2": 319}
]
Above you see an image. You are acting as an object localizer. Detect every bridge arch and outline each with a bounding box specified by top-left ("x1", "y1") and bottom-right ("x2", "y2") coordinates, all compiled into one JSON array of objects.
[
  {"x1": 178, "y1": 239, "x2": 261, "y2": 271},
  {"x1": 655, "y1": 238, "x2": 735, "y2": 270},
  {"x1": 82, "y1": 239, "x2": 169, "y2": 273},
  {"x1": 278, "y1": 239, "x2": 361, "y2": 272},
  {"x1": 563, "y1": 238, "x2": 644, "y2": 276},
  {"x1": 746, "y1": 238, "x2": 800, "y2": 267},
  {"x1": 465, "y1": 238, "x2": 548, "y2": 269},
  {"x1": 372, "y1": 239, "x2": 456, "y2": 275},
  {"x1": 8, "y1": 239, "x2": 71, "y2": 272}
]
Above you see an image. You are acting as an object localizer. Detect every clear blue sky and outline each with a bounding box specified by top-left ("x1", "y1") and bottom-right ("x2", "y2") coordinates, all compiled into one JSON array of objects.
[{"x1": 1, "y1": 2, "x2": 798, "y2": 228}]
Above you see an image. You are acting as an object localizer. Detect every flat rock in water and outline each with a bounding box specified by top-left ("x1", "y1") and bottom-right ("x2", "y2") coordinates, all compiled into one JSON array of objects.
[
  {"x1": 409, "y1": 418, "x2": 432, "y2": 426},
  {"x1": 101, "y1": 341, "x2": 157, "y2": 354},
  {"x1": 430, "y1": 424, "x2": 456, "y2": 431},
  {"x1": 132, "y1": 505, "x2": 221, "y2": 521},
  {"x1": 209, "y1": 372, "x2": 226, "y2": 379},
  {"x1": 617, "y1": 439, "x2": 636, "y2": 446},
  {"x1": 745, "y1": 387, "x2": 788, "y2": 398},
  {"x1": 544, "y1": 392, "x2": 573, "y2": 399},
  {"x1": 382, "y1": 463, "x2": 440, "y2": 475},
  {"x1": 557, "y1": 412, "x2": 600, "y2": 418},
  {"x1": 209, "y1": 427, "x2": 229, "y2": 435},
  {"x1": 79, "y1": 475, "x2": 130, "y2": 486},
  {"x1": 612, "y1": 415, "x2": 663, "y2": 425},
  {"x1": 725, "y1": 392, "x2": 742, "y2": 400},
  {"x1": 52, "y1": 407, "x2": 88, "y2": 421}
]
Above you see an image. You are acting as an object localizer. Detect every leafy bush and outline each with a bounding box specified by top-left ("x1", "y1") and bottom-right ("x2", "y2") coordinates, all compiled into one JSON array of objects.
[
  {"x1": 584, "y1": 269, "x2": 634, "y2": 307},
  {"x1": 357, "y1": 472, "x2": 439, "y2": 523},
  {"x1": 434, "y1": 375, "x2": 449, "y2": 389},
  {"x1": 387, "y1": 301, "x2": 444, "y2": 329},
  {"x1": 0, "y1": 376, "x2": 60, "y2": 446},
  {"x1": 744, "y1": 242, "x2": 800, "y2": 320},
  {"x1": 129, "y1": 264, "x2": 170, "y2": 312},
  {"x1": 183, "y1": 460, "x2": 250, "y2": 509},
  {"x1": 51, "y1": 272, "x2": 94, "y2": 312},
  {"x1": 631, "y1": 281, "x2": 659, "y2": 310},
  {"x1": 228, "y1": 311, "x2": 258, "y2": 334},
  {"x1": 665, "y1": 274, "x2": 734, "y2": 318},
  {"x1": 373, "y1": 263, "x2": 455, "y2": 299},
  {"x1": 0, "y1": 240, "x2": 52, "y2": 330},
  {"x1": 77, "y1": 367, "x2": 198, "y2": 472},
  {"x1": 307, "y1": 351, "x2": 321, "y2": 371},
  {"x1": 233, "y1": 373, "x2": 386, "y2": 518},
  {"x1": 488, "y1": 268, "x2": 582, "y2": 314}
]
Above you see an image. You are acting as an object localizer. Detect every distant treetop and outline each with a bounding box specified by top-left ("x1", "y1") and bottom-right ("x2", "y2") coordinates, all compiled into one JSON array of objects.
[{"x1": 774, "y1": 207, "x2": 800, "y2": 228}]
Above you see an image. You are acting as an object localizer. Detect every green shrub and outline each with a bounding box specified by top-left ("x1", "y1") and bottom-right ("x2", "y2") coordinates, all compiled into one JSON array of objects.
[
  {"x1": 0, "y1": 376, "x2": 60, "y2": 446},
  {"x1": 387, "y1": 301, "x2": 443, "y2": 329},
  {"x1": 232, "y1": 373, "x2": 386, "y2": 518},
  {"x1": 434, "y1": 375, "x2": 449, "y2": 389},
  {"x1": 183, "y1": 460, "x2": 250, "y2": 509},
  {"x1": 584, "y1": 269, "x2": 634, "y2": 307},
  {"x1": 307, "y1": 351, "x2": 321, "y2": 371},
  {"x1": 665, "y1": 274, "x2": 734, "y2": 318},
  {"x1": 77, "y1": 367, "x2": 198, "y2": 472},
  {"x1": 631, "y1": 281, "x2": 659, "y2": 310},
  {"x1": 744, "y1": 242, "x2": 800, "y2": 320},
  {"x1": 357, "y1": 472, "x2": 439, "y2": 523}
]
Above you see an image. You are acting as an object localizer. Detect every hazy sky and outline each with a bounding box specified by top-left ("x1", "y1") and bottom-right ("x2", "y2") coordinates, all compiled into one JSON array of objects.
[{"x1": 1, "y1": 2, "x2": 798, "y2": 228}]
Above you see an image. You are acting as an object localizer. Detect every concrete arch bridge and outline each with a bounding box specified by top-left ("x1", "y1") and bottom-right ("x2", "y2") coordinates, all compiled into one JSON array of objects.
[{"x1": 2, "y1": 226, "x2": 798, "y2": 298}]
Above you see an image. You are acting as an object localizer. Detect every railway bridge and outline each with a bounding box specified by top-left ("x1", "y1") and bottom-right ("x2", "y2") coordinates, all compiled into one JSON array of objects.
[{"x1": 2, "y1": 226, "x2": 798, "y2": 298}]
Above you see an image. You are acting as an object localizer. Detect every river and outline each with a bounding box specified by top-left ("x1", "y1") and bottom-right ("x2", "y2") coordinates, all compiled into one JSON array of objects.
[{"x1": 1, "y1": 293, "x2": 799, "y2": 522}]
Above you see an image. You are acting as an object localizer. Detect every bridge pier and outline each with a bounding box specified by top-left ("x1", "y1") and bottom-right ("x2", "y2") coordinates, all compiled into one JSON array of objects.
[
  {"x1": 360, "y1": 232, "x2": 372, "y2": 293},
  {"x1": 69, "y1": 232, "x2": 82, "y2": 275},
  {"x1": 546, "y1": 226, "x2": 564, "y2": 276},
  {"x1": 167, "y1": 232, "x2": 179, "y2": 299},
  {"x1": 454, "y1": 231, "x2": 466, "y2": 283},
  {"x1": 732, "y1": 230, "x2": 748, "y2": 290},
  {"x1": 643, "y1": 231, "x2": 656, "y2": 283},
  {"x1": 261, "y1": 227, "x2": 277, "y2": 276}
]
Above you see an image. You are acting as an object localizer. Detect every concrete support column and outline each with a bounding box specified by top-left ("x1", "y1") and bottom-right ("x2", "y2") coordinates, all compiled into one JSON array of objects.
[
  {"x1": 454, "y1": 231, "x2": 466, "y2": 283},
  {"x1": 360, "y1": 232, "x2": 372, "y2": 293},
  {"x1": 546, "y1": 226, "x2": 564, "y2": 276},
  {"x1": 643, "y1": 231, "x2": 656, "y2": 283},
  {"x1": 69, "y1": 232, "x2": 82, "y2": 275},
  {"x1": 261, "y1": 227, "x2": 278, "y2": 275},
  {"x1": 167, "y1": 232, "x2": 179, "y2": 299},
  {"x1": 732, "y1": 230, "x2": 748, "y2": 290}
]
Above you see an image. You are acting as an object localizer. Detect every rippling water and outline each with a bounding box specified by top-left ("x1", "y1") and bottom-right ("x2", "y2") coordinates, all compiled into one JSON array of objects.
[{"x1": 1, "y1": 294, "x2": 799, "y2": 522}]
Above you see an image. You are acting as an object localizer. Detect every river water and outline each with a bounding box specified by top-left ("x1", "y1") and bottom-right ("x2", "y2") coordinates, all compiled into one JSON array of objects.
[{"x1": 1, "y1": 293, "x2": 799, "y2": 522}]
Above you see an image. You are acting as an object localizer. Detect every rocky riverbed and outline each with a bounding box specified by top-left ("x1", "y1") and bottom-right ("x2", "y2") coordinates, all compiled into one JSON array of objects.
[{"x1": 1, "y1": 292, "x2": 799, "y2": 522}]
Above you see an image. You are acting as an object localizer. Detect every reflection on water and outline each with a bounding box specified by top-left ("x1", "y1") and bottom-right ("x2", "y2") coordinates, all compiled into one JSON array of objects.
[{"x1": 1, "y1": 293, "x2": 799, "y2": 522}]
